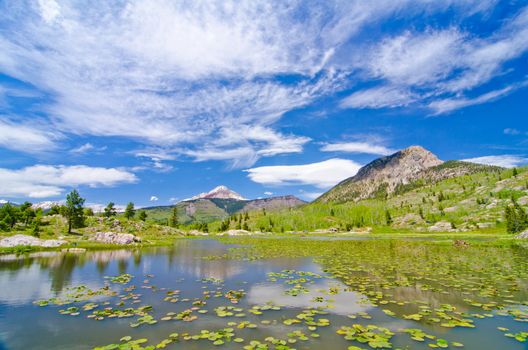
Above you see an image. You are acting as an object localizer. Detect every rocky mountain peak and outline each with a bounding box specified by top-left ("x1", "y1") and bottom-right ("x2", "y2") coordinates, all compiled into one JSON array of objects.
[
  {"x1": 189, "y1": 185, "x2": 246, "y2": 201},
  {"x1": 318, "y1": 146, "x2": 444, "y2": 203}
]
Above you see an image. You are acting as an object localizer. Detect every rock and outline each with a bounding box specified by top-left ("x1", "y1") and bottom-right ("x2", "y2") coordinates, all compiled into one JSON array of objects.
[
  {"x1": 477, "y1": 222, "x2": 494, "y2": 229},
  {"x1": 516, "y1": 230, "x2": 528, "y2": 239},
  {"x1": 187, "y1": 230, "x2": 208, "y2": 236},
  {"x1": 61, "y1": 248, "x2": 86, "y2": 253},
  {"x1": 0, "y1": 234, "x2": 66, "y2": 247},
  {"x1": 518, "y1": 196, "x2": 528, "y2": 206},
  {"x1": 91, "y1": 232, "x2": 141, "y2": 245},
  {"x1": 393, "y1": 213, "x2": 424, "y2": 227},
  {"x1": 225, "y1": 229, "x2": 251, "y2": 236},
  {"x1": 453, "y1": 239, "x2": 469, "y2": 247},
  {"x1": 428, "y1": 221, "x2": 455, "y2": 232}
]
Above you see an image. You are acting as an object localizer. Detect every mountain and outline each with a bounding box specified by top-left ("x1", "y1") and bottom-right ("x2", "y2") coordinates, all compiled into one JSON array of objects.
[
  {"x1": 31, "y1": 201, "x2": 64, "y2": 211},
  {"x1": 231, "y1": 155, "x2": 524, "y2": 234},
  {"x1": 318, "y1": 146, "x2": 502, "y2": 203},
  {"x1": 145, "y1": 190, "x2": 305, "y2": 224},
  {"x1": 187, "y1": 185, "x2": 246, "y2": 201}
]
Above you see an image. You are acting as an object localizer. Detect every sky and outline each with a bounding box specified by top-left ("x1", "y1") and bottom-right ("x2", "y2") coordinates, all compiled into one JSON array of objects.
[{"x1": 0, "y1": 0, "x2": 527, "y2": 207}]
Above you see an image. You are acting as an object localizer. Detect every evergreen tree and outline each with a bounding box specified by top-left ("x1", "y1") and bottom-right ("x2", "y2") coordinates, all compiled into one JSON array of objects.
[
  {"x1": 505, "y1": 199, "x2": 528, "y2": 234},
  {"x1": 513, "y1": 167, "x2": 518, "y2": 177},
  {"x1": 138, "y1": 210, "x2": 147, "y2": 221},
  {"x1": 170, "y1": 206, "x2": 179, "y2": 227},
  {"x1": 385, "y1": 209, "x2": 393, "y2": 225},
  {"x1": 65, "y1": 189, "x2": 85, "y2": 233},
  {"x1": 124, "y1": 202, "x2": 135, "y2": 219},
  {"x1": 104, "y1": 202, "x2": 117, "y2": 218}
]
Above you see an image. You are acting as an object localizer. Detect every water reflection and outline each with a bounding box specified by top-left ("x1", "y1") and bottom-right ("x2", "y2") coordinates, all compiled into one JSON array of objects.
[{"x1": 248, "y1": 279, "x2": 372, "y2": 316}]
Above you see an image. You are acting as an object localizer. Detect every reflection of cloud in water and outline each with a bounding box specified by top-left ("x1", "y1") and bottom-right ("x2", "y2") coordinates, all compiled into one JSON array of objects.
[
  {"x1": 0, "y1": 264, "x2": 55, "y2": 305},
  {"x1": 248, "y1": 279, "x2": 373, "y2": 316},
  {"x1": 0, "y1": 251, "x2": 61, "y2": 262}
]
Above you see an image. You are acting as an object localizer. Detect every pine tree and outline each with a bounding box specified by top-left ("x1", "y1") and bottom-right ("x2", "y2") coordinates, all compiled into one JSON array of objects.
[
  {"x1": 65, "y1": 189, "x2": 85, "y2": 233},
  {"x1": 104, "y1": 202, "x2": 117, "y2": 218},
  {"x1": 513, "y1": 167, "x2": 518, "y2": 177},
  {"x1": 170, "y1": 206, "x2": 179, "y2": 227},
  {"x1": 505, "y1": 198, "x2": 528, "y2": 234},
  {"x1": 138, "y1": 210, "x2": 147, "y2": 221},
  {"x1": 124, "y1": 202, "x2": 135, "y2": 219},
  {"x1": 385, "y1": 210, "x2": 393, "y2": 225}
]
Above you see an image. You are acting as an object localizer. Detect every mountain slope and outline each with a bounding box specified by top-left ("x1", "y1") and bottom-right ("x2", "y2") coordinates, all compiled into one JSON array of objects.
[
  {"x1": 144, "y1": 195, "x2": 305, "y2": 224},
  {"x1": 318, "y1": 146, "x2": 501, "y2": 203}
]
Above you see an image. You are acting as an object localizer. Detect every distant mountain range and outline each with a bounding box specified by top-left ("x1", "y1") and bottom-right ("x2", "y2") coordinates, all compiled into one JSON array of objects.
[{"x1": 144, "y1": 186, "x2": 305, "y2": 224}]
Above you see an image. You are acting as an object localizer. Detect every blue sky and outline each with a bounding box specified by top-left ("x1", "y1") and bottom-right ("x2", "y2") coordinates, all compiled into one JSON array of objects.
[{"x1": 1, "y1": 0, "x2": 527, "y2": 208}]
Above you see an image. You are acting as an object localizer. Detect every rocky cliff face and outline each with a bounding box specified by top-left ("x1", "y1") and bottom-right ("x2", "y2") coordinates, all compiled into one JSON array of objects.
[{"x1": 318, "y1": 146, "x2": 444, "y2": 203}]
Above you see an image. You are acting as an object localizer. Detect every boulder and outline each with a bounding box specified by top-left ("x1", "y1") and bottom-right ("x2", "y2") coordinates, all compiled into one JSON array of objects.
[
  {"x1": 91, "y1": 232, "x2": 141, "y2": 245},
  {"x1": 393, "y1": 213, "x2": 424, "y2": 227},
  {"x1": 428, "y1": 221, "x2": 455, "y2": 232},
  {"x1": 516, "y1": 230, "x2": 528, "y2": 239},
  {"x1": 0, "y1": 234, "x2": 66, "y2": 247},
  {"x1": 225, "y1": 229, "x2": 251, "y2": 236}
]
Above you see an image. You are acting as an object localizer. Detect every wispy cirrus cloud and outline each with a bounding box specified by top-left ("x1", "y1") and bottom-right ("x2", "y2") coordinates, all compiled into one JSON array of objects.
[
  {"x1": 463, "y1": 155, "x2": 528, "y2": 168},
  {"x1": 0, "y1": 165, "x2": 137, "y2": 198},
  {"x1": 0, "y1": 117, "x2": 59, "y2": 153},
  {"x1": 341, "y1": 6, "x2": 528, "y2": 114},
  {"x1": 245, "y1": 158, "x2": 362, "y2": 188},
  {"x1": 321, "y1": 141, "x2": 395, "y2": 156},
  {"x1": 0, "y1": 0, "x2": 507, "y2": 166}
]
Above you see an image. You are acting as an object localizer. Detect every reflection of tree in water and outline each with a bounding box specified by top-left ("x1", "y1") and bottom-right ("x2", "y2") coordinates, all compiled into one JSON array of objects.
[{"x1": 46, "y1": 254, "x2": 81, "y2": 293}]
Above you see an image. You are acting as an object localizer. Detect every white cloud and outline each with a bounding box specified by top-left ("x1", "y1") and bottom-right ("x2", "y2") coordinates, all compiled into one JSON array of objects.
[
  {"x1": 150, "y1": 196, "x2": 158, "y2": 202},
  {"x1": 504, "y1": 128, "x2": 521, "y2": 135},
  {"x1": 169, "y1": 197, "x2": 178, "y2": 202},
  {"x1": 341, "y1": 6, "x2": 528, "y2": 114},
  {"x1": 340, "y1": 86, "x2": 415, "y2": 109},
  {"x1": 463, "y1": 155, "x2": 528, "y2": 168},
  {"x1": 245, "y1": 158, "x2": 362, "y2": 188},
  {"x1": 428, "y1": 86, "x2": 514, "y2": 114},
  {"x1": 70, "y1": 143, "x2": 107, "y2": 154},
  {"x1": 264, "y1": 191, "x2": 273, "y2": 196},
  {"x1": 298, "y1": 191, "x2": 323, "y2": 200},
  {"x1": 0, "y1": 0, "x2": 503, "y2": 163},
  {"x1": 0, "y1": 118, "x2": 58, "y2": 153},
  {"x1": 0, "y1": 1, "x2": 355, "y2": 163},
  {"x1": 321, "y1": 141, "x2": 395, "y2": 156},
  {"x1": 37, "y1": 0, "x2": 61, "y2": 24},
  {"x1": 0, "y1": 165, "x2": 138, "y2": 198},
  {"x1": 369, "y1": 29, "x2": 464, "y2": 86}
]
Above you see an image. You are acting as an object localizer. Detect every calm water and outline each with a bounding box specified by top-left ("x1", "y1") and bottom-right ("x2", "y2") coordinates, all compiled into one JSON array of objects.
[{"x1": 0, "y1": 239, "x2": 526, "y2": 349}]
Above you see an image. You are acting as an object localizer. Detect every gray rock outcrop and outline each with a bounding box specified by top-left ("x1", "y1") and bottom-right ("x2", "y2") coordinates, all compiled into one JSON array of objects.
[
  {"x1": 91, "y1": 232, "x2": 141, "y2": 245},
  {"x1": 0, "y1": 234, "x2": 66, "y2": 247}
]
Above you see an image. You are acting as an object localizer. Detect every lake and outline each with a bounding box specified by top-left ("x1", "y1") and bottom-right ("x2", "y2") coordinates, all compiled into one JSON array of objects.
[{"x1": 0, "y1": 238, "x2": 527, "y2": 349}]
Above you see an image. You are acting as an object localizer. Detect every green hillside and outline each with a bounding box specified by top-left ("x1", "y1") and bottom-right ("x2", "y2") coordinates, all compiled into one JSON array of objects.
[
  {"x1": 143, "y1": 196, "x2": 304, "y2": 225},
  {"x1": 210, "y1": 166, "x2": 528, "y2": 233}
]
